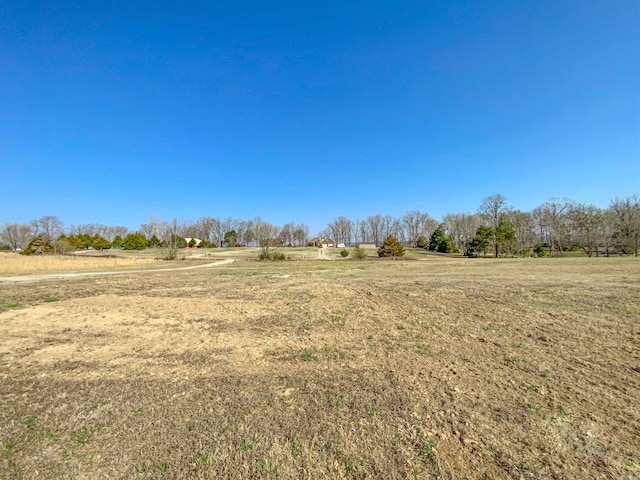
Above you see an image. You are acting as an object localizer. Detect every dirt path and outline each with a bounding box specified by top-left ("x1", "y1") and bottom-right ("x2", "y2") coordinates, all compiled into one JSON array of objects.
[{"x1": 0, "y1": 259, "x2": 235, "y2": 284}]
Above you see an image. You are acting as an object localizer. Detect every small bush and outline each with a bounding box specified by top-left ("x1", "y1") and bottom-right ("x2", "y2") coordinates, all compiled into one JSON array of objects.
[
  {"x1": 353, "y1": 247, "x2": 367, "y2": 260},
  {"x1": 534, "y1": 244, "x2": 546, "y2": 257},
  {"x1": 162, "y1": 248, "x2": 185, "y2": 261},
  {"x1": 258, "y1": 251, "x2": 286, "y2": 261},
  {"x1": 416, "y1": 236, "x2": 429, "y2": 249},
  {"x1": 271, "y1": 251, "x2": 286, "y2": 261},
  {"x1": 340, "y1": 249, "x2": 349, "y2": 257}
]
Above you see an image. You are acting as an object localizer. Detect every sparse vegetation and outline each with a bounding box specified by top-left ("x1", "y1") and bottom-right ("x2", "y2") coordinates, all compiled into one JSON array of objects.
[
  {"x1": 302, "y1": 349, "x2": 317, "y2": 361},
  {"x1": 420, "y1": 440, "x2": 437, "y2": 464},
  {"x1": 72, "y1": 424, "x2": 102, "y2": 445},
  {"x1": 161, "y1": 247, "x2": 183, "y2": 261},
  {"x1": 353, "y1": 246, "x2": 367, "y2": 260}
]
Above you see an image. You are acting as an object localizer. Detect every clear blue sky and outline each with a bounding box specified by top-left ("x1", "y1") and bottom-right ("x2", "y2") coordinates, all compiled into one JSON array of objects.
[{"x1": 1, "y1": 1, "x2": 638, "y2": 235}]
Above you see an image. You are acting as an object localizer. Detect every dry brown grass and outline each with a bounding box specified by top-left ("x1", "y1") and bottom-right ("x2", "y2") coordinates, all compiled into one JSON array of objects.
[
  {"x1": 0, "y1": 252, "x2": 158, "y2": 274},
  {"x1": 0, "y1": 255, "x2": 638, "y2": 479}
]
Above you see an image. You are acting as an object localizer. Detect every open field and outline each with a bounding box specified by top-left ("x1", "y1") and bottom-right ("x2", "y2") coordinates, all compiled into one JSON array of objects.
[
  {"x1": 1, "y1": 254, "x2": 639, "y2": 479},
  {"x1": 0, "y1": 252, "x2": 171, "y2": 275}
]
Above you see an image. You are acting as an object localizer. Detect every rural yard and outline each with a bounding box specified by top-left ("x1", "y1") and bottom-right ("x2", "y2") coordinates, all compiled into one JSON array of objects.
[{"x1": 0, "y1": 250, "x2": 639, "y2": 479}]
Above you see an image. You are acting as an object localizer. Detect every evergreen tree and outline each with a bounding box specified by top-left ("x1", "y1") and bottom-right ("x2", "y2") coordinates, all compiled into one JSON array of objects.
[
  {"x1": 20, "y1": 235, "x2": 54, "y2": 255},
  {"x1": 467, "y1": 226, "x2": 492, "y2": 257},
  {"x1": 122, "y1": 232, "x2": 147, "y2": 250},
  {"x1": 428, "y1": 226, "x2": 452, "y2": 253},
  {"x1": 147, "y1": 234, "x2": 162, "y2": 248},
  {"x1": 112, "y1": 235, "x2": 124, "y2": 249},
  {"x1": 169, "y1": 234, "x2": 187, "y2": 248},
  {"x1": 92, "y1": 235, "x2": 112, "y2": 250},
  {"x1": 224, "y1": 230, "x2": 237, "y2": 247},
  {"x1": 378, "y1": 235, "x2": 405, "y2": 258}
]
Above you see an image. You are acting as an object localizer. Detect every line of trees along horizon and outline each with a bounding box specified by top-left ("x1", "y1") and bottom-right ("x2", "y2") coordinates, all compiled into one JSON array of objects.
[{"x1": 2, "y1": 194, "x2": 639, "y2": 258}]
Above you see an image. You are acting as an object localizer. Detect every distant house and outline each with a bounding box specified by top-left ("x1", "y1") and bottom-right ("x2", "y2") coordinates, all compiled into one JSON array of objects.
[
  {"x1": 358, "y1": 242, "x2": 377, "y2": 249},
  {"x1": 313, "y1": 238, "x2": 335, "y2": 248},
  {"x1": 321, "y1": 238, "x2": 335, "y2": 247},
  {"x1": 184, "y1": 237, "x2": 202, "y2": 248}
]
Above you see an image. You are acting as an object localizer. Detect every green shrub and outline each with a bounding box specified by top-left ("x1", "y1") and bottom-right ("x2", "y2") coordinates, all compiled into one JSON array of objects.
[
  {"x1": 271, "y1": 251, "x2": 286, "y2": 261},
  {"x1": 258, "y1": 251, "x2": 286, "y2": 261},
  {"x1": 340, "y1": 248, "x2": 349, "y2": 257},
  {"x1": 353, "y1": 247, "x2": 367, "y2": 260},
  {"x1": 122, "y1": 232, "x2": 147, "y2": 250},
  {"x1": 162, "y1": 248, "x2": 185, "y2": 260}
]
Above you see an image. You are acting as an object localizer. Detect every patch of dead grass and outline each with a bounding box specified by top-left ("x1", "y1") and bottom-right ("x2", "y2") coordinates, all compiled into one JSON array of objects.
[
  {"x1": 0, "y1": 256, "x2": 638, "y2": 478},
  {"x1": 0, "y1": 253, "x2": 158, "y2": 274}
]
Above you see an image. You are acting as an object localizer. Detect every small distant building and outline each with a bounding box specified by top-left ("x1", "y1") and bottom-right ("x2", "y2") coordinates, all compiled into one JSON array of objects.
[
  {"x1": 184, "y1": 237, "x2": 202, "y2": 248},
  {"x1": 358, "y1": 242, "x2": 377, "y2": 249},
  {"x1": 313, "y1": 238, "x2": 335, "y2": 248},
  {"x1": 321, "y1": 238, "x2": 335, "y2": 247}
]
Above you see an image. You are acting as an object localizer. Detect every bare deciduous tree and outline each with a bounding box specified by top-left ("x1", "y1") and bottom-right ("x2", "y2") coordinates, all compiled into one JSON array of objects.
[
  {"x1": 570, "y1": 204, "x2": 604, "y2": 257},
  {"x1": 366, "y1": 215, "x2": 384, "y2": 246},
  {"x1": 609, "y1": 194, "x2": 640, "y2": 256},
  {"x1": 196, "y1": 216, "x2": 222, "y2": 246},
  {"x1": 252, "y1": 218, "x2": 281, "y2": 259},
  {"x1": 293, "y1": 223, "x2": 309, "y2": 246},
  {"x1": 140, "y1": 215, "x2": 168, "y2": 241},
  {"x1": 0, "y1": 222, "x2": 33, "y2": 250},
  {"x1": 477, "y1": 194, "x2": 509, "y2": 257},
  {"x1": 327, "y1": 216, "x2": 354, "y2": 246},
  {"x1": 107, "y1": 226, "x2": 128, "y2": 242},
  {"x1": 507, "y1": 210, "x2": 536, "y2": 256},
  {"x1": 599, "y1": 210, "x2": 618, "y2": 256},
  {"x1": 532, "y1": 198, "x2": 575, "y2": 256},
  {"x1": 31, "y1": 216, "x2": 64, "y2": 241},
  {"x1": 280, "y1": 221, "x2": 309, "y2": 247},
  {"x1": 402, "y1": 210, "x2": 436, "y2": 247},
  {"x1": 442, "y1": 213, "x2": 481, "y2": 254}
]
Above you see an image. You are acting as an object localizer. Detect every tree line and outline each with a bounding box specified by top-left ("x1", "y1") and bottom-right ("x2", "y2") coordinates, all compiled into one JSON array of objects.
[
  {"x1": 322, "y1": 194, "x2": 639, "y2": 257},
  {"x1": 1, "y1": 194, "x2": 639, "y2": 257}
]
